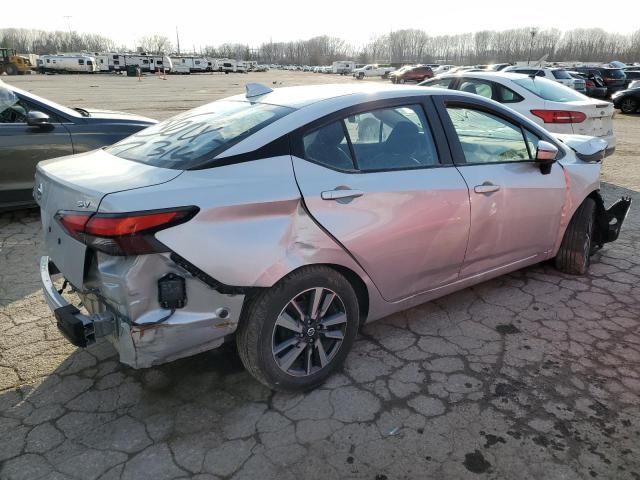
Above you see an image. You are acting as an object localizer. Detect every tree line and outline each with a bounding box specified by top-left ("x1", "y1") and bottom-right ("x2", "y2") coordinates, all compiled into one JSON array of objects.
[{"x1": 2, "y1": 27, "x2": 639, "y2": 65}]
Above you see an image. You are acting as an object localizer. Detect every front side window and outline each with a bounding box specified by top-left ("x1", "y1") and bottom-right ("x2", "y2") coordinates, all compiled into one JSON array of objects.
[
  {"x1": 0, "y1": 87, "x2": 29, "y2": 123},
  {"x1": 513, "y1": 77, "x2": 586, "y2": 102},
  {"x1": 107, "y1": 101, "x2": 294, "y2": 169},
  {"x1": 446, "y1": 106, "x2": 531, "y2": 164}
]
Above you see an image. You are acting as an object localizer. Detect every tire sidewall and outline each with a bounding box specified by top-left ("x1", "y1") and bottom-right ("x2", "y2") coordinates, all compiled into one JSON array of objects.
[
  {"x1": 620, "y1": 98, "x2": 637, "y2": 114},
  {"x1": 253, "y1": 269, "x2": 359, "y2": 391}
]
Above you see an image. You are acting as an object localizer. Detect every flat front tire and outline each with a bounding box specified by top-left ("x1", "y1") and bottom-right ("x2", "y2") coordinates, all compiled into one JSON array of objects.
[
  {"x1": 555, "y1": 198, "x2": 596, "y2": 275},
  {"x1": 236, "y1": 266, "x2": 359, "y2": 392}
]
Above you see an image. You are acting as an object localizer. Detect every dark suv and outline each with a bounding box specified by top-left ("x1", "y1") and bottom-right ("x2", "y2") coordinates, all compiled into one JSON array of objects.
[
  {"x1": 573, "y1": 67, "x2": 627, "y2": 96},
  {"x1": 389, "y1": 65, "x2": 434, "y2": 84}
]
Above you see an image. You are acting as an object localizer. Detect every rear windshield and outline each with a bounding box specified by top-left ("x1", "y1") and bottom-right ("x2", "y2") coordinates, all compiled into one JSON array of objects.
[
  {"x1": 107, "y1": 101, "x2": 294, "y2": 169},
  {"x1": 512, "y1": 77, "x2": 586, "y2": 102},
  {"x1": 551, "y1": 69, "x2": 571, "y2": 79}
]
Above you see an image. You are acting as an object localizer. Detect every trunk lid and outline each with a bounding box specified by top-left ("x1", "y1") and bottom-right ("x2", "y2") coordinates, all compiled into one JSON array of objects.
[
  {"x1": 548, "y1": 100, "x2": 614, "y2": 138},
  {"x1": 35, "y1": 149, "x2": 182, "y2": 287}
]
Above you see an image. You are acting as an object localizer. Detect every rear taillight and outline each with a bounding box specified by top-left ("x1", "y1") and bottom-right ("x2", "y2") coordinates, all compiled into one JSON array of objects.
[
  {"x1": 530, "y1": 110, "x2": 587, "y2": 124},
  {"x1": 55, "y1": 207, "x2": 198, "y2": 256}
]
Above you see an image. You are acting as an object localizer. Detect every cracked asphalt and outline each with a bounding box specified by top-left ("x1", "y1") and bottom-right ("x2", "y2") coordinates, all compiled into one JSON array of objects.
[{"x1": 1, "y1": 73, "x2": 640, "y2": 480}]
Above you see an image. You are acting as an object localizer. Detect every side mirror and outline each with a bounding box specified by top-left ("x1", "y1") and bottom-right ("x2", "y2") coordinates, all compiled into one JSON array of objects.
[
  {"x1": 535, "y1": 140, "x2": 558, "y2": 175},
  {"x1": 27, "y1": 111, "x2": 51, "y2": 128}
]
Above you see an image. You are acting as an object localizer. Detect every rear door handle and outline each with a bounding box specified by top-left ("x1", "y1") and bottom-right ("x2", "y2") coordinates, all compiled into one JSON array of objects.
[
  {"x1": 321, "y1": 189, "x2": 364, "y2": 200},
  {"x1": 474, "y1": 183, "x2": 501, "y2": 194}
]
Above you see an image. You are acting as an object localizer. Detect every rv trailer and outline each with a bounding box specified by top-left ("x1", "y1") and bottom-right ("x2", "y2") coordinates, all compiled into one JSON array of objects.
[{"x1": 37, "y1": 54, "x2": 97, "y2": 73}]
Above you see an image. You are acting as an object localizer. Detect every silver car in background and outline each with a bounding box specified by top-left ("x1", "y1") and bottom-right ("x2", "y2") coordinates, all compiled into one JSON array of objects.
[{"x1": 37, "y1": 83, "x2": 631, "y2": 391}]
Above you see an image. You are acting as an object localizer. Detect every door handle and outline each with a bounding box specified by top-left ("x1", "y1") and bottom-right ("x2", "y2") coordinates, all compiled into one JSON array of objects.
[
  {"x1": 474, "y1": 183, "x2": 501, "y2": 194},
  {"x1": 321, "y1": 189, "x2": 364, "y2": 201}
]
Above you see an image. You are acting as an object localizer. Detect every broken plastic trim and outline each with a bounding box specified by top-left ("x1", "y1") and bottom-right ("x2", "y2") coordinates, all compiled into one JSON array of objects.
[
  {"x1": 592, "y1": 193, "x2": 632, "y2": 248},
  {"x1": 170, "y1": 252, "x2": 252, "y2": 295}
]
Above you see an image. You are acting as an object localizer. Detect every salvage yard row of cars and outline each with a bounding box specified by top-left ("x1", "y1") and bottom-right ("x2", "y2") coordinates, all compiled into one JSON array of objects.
[{"x1": 0, "y1": 64, "x2": 635, "y2": 390}]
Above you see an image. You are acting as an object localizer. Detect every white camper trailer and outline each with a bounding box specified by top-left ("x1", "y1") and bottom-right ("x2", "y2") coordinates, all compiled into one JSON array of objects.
[
  {"x1": 169, "y1": 56, "x2": 209, "y2": 73},
  {"x1": 332, "y1": 60, "x2": 355, "y2": 74},
  {"x1": 93, "y1": 53, "x2": 172, "y2": 73},
  {"x1": 37, "y1": 54, "x2": 97, "y2": 73}
]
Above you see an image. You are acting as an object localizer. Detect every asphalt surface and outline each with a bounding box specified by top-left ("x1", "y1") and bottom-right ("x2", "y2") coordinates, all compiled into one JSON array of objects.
[{"x1": 1, "y1": 72, "x2": 639, "y2": 480}]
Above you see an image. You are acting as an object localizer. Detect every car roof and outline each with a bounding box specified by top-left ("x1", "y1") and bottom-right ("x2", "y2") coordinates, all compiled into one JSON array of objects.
[
  {"x1": 226, "y1": 83, "x2": 437, "y2": 109},
  {"x1": 435, "y1": 71, "x2": 533, "y2": 81}
]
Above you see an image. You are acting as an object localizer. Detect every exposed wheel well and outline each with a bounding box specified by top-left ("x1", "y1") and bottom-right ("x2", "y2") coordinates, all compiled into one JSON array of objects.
[{"x1": 326, "y1": 264, "x2": 370, "y2": 326}]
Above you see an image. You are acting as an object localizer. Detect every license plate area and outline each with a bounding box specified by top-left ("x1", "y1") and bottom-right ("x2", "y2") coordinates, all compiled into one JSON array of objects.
[{"x1": 44, "y1": 215, "x2": 88, "y2": 288}]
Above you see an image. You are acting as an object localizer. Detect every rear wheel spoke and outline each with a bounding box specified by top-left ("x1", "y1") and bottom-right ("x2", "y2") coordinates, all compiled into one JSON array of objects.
[
  {"x1": 309, "y1": 288, "x2": 323, "y2": 320},
  {"x1": 278, "y1": 343, "x2": 306, "y2": 371},
  {"x1": 276, "y1": 312, "x2": 302, "y2": 334},
  {"x1": 320, "y1": 312, "x2": 347, "y2": 328},
  {"x1": 273, "y1": 337, "x2": 298, "y2": 356},
  {"x1": 322, "y1": 330, "x2": 344, "y2": 340},
  {"x1": 316, "y1": 340, "x2": 328, "y2": 368},
  {"x1": 318, "y1": 292, "x2": 336, "y2": 318},
  {"x1": 305, "y1": 344, "x2": 313, "y2": 375}
]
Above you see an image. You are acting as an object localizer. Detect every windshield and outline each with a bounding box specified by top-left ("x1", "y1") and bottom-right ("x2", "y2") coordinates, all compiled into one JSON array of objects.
[
  {"x1": 513, "y1": 78, "x2": 587, "y2": 102},
  {"x1": 107, "y1": 100, "x2": 294, "y2": 169}
]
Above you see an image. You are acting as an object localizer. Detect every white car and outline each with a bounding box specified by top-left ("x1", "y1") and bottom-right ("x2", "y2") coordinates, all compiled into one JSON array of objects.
[
  {"x1": 502, "y1": 66, "x2": 577, "y2": 89},
  {"x1": 421, "y1": 72, "x2": 616, "y2": 155}
]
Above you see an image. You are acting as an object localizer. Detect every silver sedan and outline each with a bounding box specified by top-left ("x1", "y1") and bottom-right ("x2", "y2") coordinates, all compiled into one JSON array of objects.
[{"x1": 36, "y1": 83, "x2": 631, "y2": 391}]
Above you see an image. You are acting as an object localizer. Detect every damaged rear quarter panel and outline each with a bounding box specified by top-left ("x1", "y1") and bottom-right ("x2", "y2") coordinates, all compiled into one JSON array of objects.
[{"x1": 98, "y1": 156, "x2": 374, "y2": 290}]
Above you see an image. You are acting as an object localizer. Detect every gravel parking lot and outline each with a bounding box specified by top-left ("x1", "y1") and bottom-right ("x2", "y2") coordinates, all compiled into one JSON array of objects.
[{"x1": 1, "y1": 71, "x2": 639, "y2": 480}]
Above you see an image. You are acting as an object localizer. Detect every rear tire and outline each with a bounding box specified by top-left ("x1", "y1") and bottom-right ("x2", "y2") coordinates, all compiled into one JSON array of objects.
[
  {"x1": 236, "y1": 266, "x2": 359, "y2": 392},
  {"x1": 555, "y1": 198, "x2": 596, "y2": 275},
  {"x1": 620, "y1": 98, "x2": 638, "y2": 114}
]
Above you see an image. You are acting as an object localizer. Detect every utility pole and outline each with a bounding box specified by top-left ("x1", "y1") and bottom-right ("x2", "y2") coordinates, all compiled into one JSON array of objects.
[
  {"x1": 175, "y1": 26, "x2": 180, "y2": 55},
  {"x1": 527, "y1": 28, "x2": 538, "y2": 65}
]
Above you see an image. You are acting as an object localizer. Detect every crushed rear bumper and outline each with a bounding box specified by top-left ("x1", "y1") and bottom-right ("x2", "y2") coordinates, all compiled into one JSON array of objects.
[{"x1": 40, "y1": 255, "x2": 246, "y2": 368}]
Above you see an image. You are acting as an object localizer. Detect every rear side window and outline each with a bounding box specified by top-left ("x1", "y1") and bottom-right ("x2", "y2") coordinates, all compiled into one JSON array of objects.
[
  {"x1": 551, "y1": 69, "x2": 572, "y2": 80},
  {"x1": 512, "y1": 77, "x2": 586, "y2": 102},
  {"x1": 107, "y1": 100, "x2": 294, "y2": 169}
]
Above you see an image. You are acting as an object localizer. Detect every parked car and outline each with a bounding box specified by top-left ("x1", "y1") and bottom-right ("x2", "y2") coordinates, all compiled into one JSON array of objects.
[
  {"x1": 38, "y1": 83, "x2": 630, "y2": 392},
  {"x1": 0, "y1": 80, "x2": 155, "y2": 210},
  {"x1": 389, "y1": 65, "x2": 434, "y2": 83},
  {"x1": 502, "y1": 66, "x2": 578, "y2": 89},
  {"x1": 573, "y1": 67, "x2": 627, "y2": 96},
  {"x1": 622, "y1": 69, "x2": 640, "y2": 87},
  {"x1": 568, "y1": 71, "x2": 609, "y2": 98},
  {"x1": 420, "y1": 72, "x2": 616, "y2": 155},
  {"x1": 611, "y1": 86, "x2": 640, "y2": 113},
  {"x1": 566, "y1": 72, "x2": 587, "y2": 94},
  {"x1": 487, "y1": 63, "x2": 512, "y2": 71},
  {"x1": 352, "y1": 64, "x2": 395, "y2": 79}
]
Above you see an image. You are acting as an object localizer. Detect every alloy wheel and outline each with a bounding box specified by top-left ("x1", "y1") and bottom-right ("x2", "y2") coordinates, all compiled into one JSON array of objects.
[{"x1": 271, "y1": 287, "x2": 348, "y2": 377}]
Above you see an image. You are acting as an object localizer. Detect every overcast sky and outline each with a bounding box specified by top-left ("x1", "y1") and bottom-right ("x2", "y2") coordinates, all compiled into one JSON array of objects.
[{"x1": 5, "y1": 0, "x2": 637, "y2": 50}]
